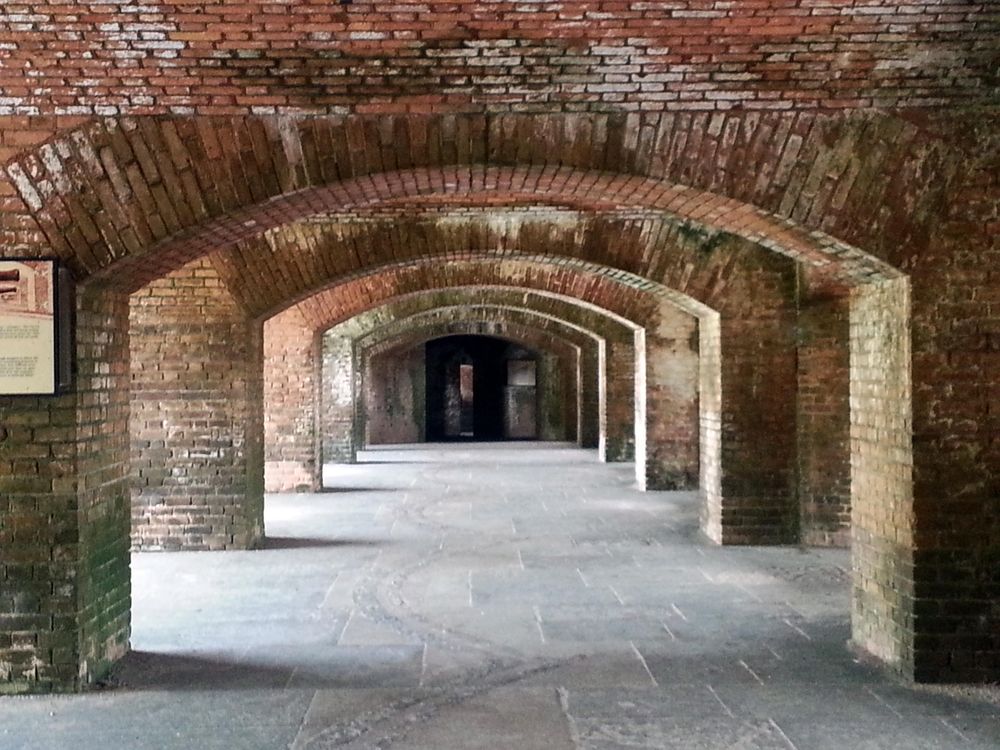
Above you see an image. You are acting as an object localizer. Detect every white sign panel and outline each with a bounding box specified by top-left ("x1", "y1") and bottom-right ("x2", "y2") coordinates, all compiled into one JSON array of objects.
[{"x1": 0, "y1": 260, "x2": 57, "y2": 395}]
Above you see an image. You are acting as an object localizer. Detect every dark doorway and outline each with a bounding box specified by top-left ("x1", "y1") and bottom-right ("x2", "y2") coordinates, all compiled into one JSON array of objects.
[{"x1": 425, "y1": 335, "x2": 539, "y2": 441}]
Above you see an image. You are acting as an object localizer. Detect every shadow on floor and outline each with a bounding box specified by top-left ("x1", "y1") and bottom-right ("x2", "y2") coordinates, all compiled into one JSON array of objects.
[
  {"x1": 111, "y1": 648, "x2": 423, "y2": 692},
  {"x1": 260, "y1": 536, "x2": 386, "y2": 550},
  {"x1": 109, "y1": 651, "x2": 293, "y2": 691},
  {"x1": 318, "y1": 485, "x2": 400, "y2": 492}
]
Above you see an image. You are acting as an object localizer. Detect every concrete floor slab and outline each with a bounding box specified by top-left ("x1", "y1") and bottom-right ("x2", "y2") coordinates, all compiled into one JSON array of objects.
[{"x1": 1, "y1": 443, "x2": 997, "y2": 749}]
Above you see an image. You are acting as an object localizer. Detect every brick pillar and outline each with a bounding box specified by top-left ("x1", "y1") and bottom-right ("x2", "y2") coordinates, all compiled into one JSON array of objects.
[
  {"x1": 263, "y1": 313, "x2": 320, "y2": 492},
  {"x1": 701, "y1": 312, "x2": 799, "y2": 545},
  {"x1": 578, "y1": 342, "x2": 600, "y2": 448},
  {"x1": 562, "y1": 349, "x2": 579, "y2": 444},
  {"x1": 797, "y1": 287, "x2": 851, "y2": 547},
  {"x1": 361, "y1": 346, "x2": 426, "y2": 445},
  {"x1": 321, "y1": 332, "x2": 356, "y2": 463},
  {"x1": 129, "y1": 260, "x2": 264, "y2": 551},
  {"x1": 599, "y1": 336, "x2": 636, "y2": 462},
  {"x1": 635, "y1": 306, "x2": 700, "y2": 491},
  {"x1": 849, "y1": 279, "x2": 916, "y2": 676},
  {"x1": 537, "y1": 350, "x2": 566, "y2": 441},
  {"x1": 0, "y1": 285, "x2": 131, "y2": 694}
]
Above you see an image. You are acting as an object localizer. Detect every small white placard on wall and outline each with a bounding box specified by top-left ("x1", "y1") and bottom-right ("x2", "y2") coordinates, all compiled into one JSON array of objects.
[{"x1": 0, "y1": 259, "x2": 58, "y2": 395}]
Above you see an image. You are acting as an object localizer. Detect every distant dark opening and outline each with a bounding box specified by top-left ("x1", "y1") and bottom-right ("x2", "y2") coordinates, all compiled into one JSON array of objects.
[{"x1": 425, "y1": 335, "x2": 539, "y2": 441}]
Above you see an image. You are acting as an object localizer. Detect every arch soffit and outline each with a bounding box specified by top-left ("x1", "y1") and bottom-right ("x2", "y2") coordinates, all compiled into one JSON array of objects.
[
  {"x1": 265, "y1": 255, "x2": 715, "y2": 331},
  {"x1": 310, "y1": 287, "x2": 639, "y2": 341},
  {"x1": 360, "y1": 320, "x2": 581, "y2": 363},
  {"x1": 4, "y1": 116, "x2": 920, "y2": 294},
  {"x1": 336, "y1": 304, "x2": 608, "y2": 349}
]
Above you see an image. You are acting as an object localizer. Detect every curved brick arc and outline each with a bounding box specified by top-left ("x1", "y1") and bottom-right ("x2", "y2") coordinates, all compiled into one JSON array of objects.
[
  {"x1": 352, "y1": 309, "x2": 584, "y2": 449},
  {"x1": 314, "y1": 303, "x2": 596, "y2": 470},
  {"x1": 340, "y1": 301, "x2": 617, "y2": 453},
  {"x1": 354, "y1": 316, "x2": 582, "y2": 461},
  {"x1": 264, "y1": 285, "x2": 624, "y2": 493},
  {"x1": 269, "y1": 283, "x2": 697, "y2": 487},
  {"x1": 92, "y1": 166, "x2": 899, "y2": 293},
  {"x1": 268, "y1": 242, "x2": 797, "y2": 539},
  {"x1": 0, "y1": 114, "x2": 931, "y2": 292},
  {"x1": 267, "y1": 258, "x2": 673, "y2": 332},
  {"x1": 0, "y1": 112, "x2": 965, "y2": 281}
]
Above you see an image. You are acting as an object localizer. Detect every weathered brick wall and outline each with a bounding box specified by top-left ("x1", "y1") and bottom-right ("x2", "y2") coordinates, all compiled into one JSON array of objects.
[
  {"x1": 906, "y1": 127, "x2": 1000, "y2": 682},
  {"x1": 358, "y1": 318, "x2": 580, "y2": 446},
  {"x1": 537, "y1": 350, "x2": 573, "y2": 443},
  {"x1": 365, "y1": 346, "x2": 426, "y2": 445},
  {"x1": 636, "y1": 304, "x2": 700, "y2": 491},
  {"x1": 0, "y1": 383, "x2": 82, "y2": 693},
  {"x1": 798, "y1": 284, "x2": 852, "y2": 547},
  {"x1": 708, "y1": 246, "x2": 801, "y2": 545},
  {"x1": 578, "y1": 343, "x2": 599, "y2": 449},
  {"x1": 0, "y1": 2, "x2": 993, "y2": 115},
  {"x1": 0, "y1": 0, "x2": 994, "y2": 688},
  {"x1": 320, "y1": 333, "x2": 356, "y2": 463},
  {"x1": 849, "y1": 278, "x2": 913, "y2": 675},
  {"x1": 75, "y1": 287, "x2": 132, "y2": 689},
  {"x1": 129, "y1": 259, "x2": 264, "y2": 550},
  {"x1": 263, "y1": 311, "x2": 319, "y2": 492},
  {"x1": 600, "y1": 337, "x2": 636, "y2": 462},
  {"x1": 0, "y1": 285, "x2": 130, "y2": 694}
]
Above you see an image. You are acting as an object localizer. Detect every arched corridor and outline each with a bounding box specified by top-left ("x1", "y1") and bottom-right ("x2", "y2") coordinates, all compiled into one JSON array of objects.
[{"x1": 2, "y1": 444, "x2": 997, "y2": 748}]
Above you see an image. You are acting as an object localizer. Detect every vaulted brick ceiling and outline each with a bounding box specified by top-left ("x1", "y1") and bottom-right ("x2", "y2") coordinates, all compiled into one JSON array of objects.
[{"x1": 2, "y1": 114, "x2": 947, "y2": 296}]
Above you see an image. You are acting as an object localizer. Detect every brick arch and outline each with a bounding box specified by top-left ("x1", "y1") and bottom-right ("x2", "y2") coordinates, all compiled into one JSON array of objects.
[
  {"x1": 312, "y1": 299, "x2": 627, "y2": 469},
  {"x1": 267, "y1": 280, "x2": 699, "y2": 488},
  {"x1": 2, "y1": 113, "x2": 949, "y2": 285},
  {"x1": 308, "y1": 301, "x2": 598, "y2": 476},
  {"x1": 88, "y1": 165, "x2": 899, "y2": 297},
  {"x1": 353, "y1": 313, "x2": 583, "y2": 451},
  {"x1": 0, "y1": 120, "x2": 925, "y2": 692},
  {"x1": 265, "y1": 287, "x2": 622, "y2": 493}
]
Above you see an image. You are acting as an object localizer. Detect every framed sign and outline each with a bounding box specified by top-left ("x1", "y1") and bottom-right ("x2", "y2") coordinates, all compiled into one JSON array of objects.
[{"x1": 0, "y1": 259, "x2": 70, "y2": 395}]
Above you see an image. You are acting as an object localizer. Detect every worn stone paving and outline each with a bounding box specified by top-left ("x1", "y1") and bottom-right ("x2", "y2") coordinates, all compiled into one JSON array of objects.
[{"x1": 1, "y1": 443, "x2": 997, "y2": 749}]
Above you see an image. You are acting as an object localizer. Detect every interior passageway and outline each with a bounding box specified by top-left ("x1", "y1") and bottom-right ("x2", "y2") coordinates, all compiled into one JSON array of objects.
[{"x1": 1, "y1": 445, "x2": 997, "y2": 749}]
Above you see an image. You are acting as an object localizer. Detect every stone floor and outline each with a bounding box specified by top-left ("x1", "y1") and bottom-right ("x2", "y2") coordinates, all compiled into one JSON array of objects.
[{"x1": 2, "y1": 443, "x2": 998, "y2": 749}]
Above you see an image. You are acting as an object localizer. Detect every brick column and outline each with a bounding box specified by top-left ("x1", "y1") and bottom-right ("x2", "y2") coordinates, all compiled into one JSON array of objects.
[
  {"x1": 129, "y1": 260, "x2": 264, "y2": 551},
  {"x1": 599, "y1": 336, "x2": 636, "y2": 462},
  {"x1": 321, "y1": 332, "x2": 357, "y2": 463},
  {"x1": 797, "y1": 287, "x2": 852, "y2": 547},
  {"x1": 699, "y1": 306, "x2": 799, "y2": 545},
  {"x1": 263, "y1": 314, "x2": 321, "y2": 492},
  {"x1": 849, "y1": 279, "x2": 916, "y2": 676},
  {"x1": 635, "y1": 305, "x2": 700, "y2": 491},
  {"x1": 578, "y1": 343, "x2": 601, "y2": 448},
  {"x1": 537, "y1": 350, "x2": 567, "y2": 441},
  {"x1": 0, "y1": 285, "x2": 131, "y2": 693}
]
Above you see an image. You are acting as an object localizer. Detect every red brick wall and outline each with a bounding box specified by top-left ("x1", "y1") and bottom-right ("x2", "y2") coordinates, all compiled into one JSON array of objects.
[
  {"x1": 849, "y1": 278, "x2": 913, "y2": 675},
  {"x1": 797, "y1": 284, "x2": 852, "y2": 547},
  {"x1": 0, "y1": 2, "x2": 992, "y2": 115},
  {"x1": 365, "y1": 346, "x2": 426, "y2": 445},
  {"x1": 129, "y1": 259, "x2": 264, "y2": 550},
  {"x1": 263, "y1": 311, "x2": 319, "y2": 491},
  {"x1": 0, "y1": 285, "x2": 130, "y2": 694}
]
